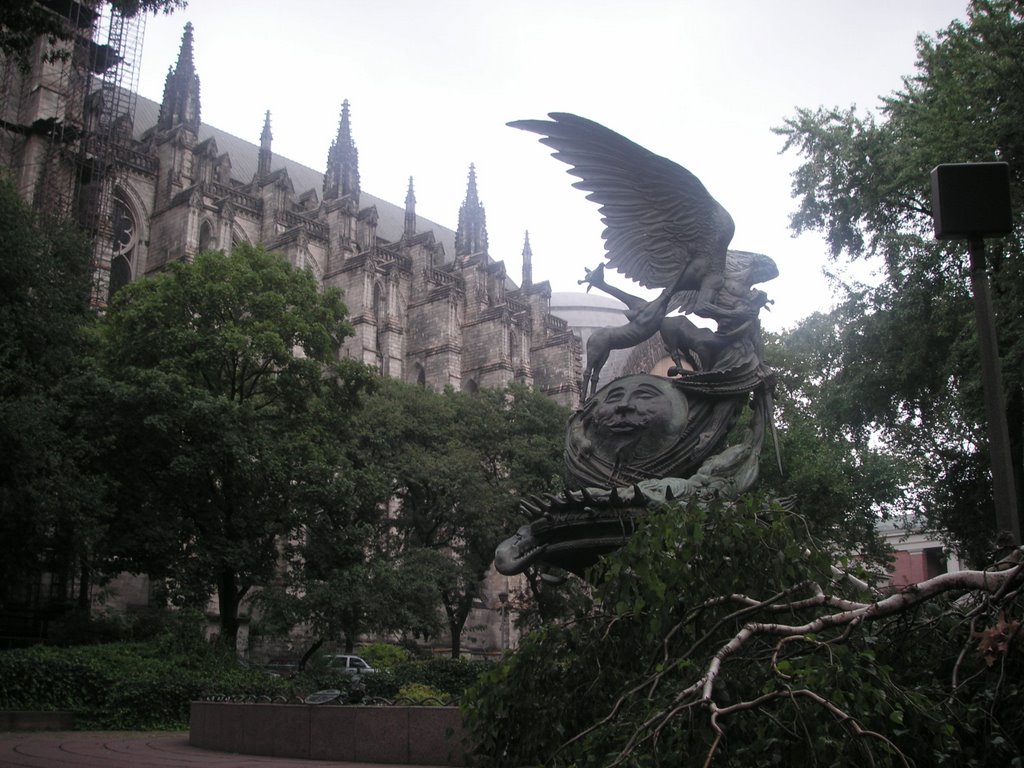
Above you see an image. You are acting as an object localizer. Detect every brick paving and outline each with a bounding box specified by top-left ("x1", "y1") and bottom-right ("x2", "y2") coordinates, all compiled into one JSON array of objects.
[{"x1": 0, "y1": 732, "x2": 445, "y2": 768}]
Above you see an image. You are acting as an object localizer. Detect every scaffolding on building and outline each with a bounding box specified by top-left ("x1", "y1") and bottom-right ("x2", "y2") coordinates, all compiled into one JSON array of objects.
[
  {"x1": 0, "y1": 0, "x2": 145, "y2": 306},
  {"x1": 80, "y1": 2, "x2": 146, "y2": 305}
]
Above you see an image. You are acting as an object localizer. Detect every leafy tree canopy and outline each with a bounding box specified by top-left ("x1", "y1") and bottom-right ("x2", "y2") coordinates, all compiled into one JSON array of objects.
[
  {"x1": 0, "y1": 173, "x2": 103, "y2": 611},
  {"x1": 263, "y1": 377, "x2": 570, "y2": 657},
  {"x1": 96, "y1": 244, "x2": 375, "y2": 646},
  {"x1": 358, "y1": 378, "x2": 570, "y2": 657},
  {"x1": 774, "y1": 0, "x2": 1024, "y2": 561}
]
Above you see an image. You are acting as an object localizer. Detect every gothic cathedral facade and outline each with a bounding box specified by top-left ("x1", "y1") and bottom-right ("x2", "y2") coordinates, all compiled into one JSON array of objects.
[{"x1": 1, "y1": 20, "x2": 582, "y2": 407}]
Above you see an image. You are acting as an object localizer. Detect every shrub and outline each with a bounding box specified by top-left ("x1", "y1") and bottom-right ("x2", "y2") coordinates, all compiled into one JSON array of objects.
[
  {"x1": 395, "y1": 682, "x2": 451, "y2": 706},
  {"x1": 0, "y1": 637, "x2": 286, "y2": 729},
  {"x1": 357, "y1": 642, "x2": 410, "y2": 670},
  {"x1": 48, "y1": 609, "x2": 128, "y2": 646},
  {"x1": 302, "y1": 656, "x2": 487, "y2": 701},
  {"x1": 390, "y1": 658, "x2": 487, "y2": 697}
]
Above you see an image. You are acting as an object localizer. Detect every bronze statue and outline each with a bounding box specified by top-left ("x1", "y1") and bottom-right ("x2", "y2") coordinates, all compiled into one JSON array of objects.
[
  {"x1": 509, "y1": 113, "x2": 775, "y2": 399},
  {"x1": 496, "y1": 114, "x2": 779, "y2": 577}
]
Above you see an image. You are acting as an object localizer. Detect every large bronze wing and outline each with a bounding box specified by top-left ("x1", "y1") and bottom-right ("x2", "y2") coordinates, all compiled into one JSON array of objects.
[{"x1": 509, "y1": 113, "x2": 734, "y2": 292}]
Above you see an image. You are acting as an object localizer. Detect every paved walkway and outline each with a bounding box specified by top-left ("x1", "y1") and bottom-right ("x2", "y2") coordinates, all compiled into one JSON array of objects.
[{"x1": 0, "y1": 732, "x2": 444, "y2": 768}]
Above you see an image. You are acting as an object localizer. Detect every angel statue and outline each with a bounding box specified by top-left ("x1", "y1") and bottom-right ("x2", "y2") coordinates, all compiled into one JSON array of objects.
[
  {"x1": 508, "y1": 113, "x2": 777, "y2": 399},
  {"x1": 495, "y1": 114, "x2": 781, "y2": 578}
]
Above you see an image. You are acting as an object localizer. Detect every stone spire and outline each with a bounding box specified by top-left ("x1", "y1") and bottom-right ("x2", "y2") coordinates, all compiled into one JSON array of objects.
[
  {"x1": 157, "y1": 22, "x2": 201, "y2": 132},
  {"x1": 521, "y1": 230, "x2": 533, "y2": 287},
  {"x1": 323, "y1": 100, "x2": 360, "y2": 202},
  {"x1": 257, "y1": 110, "x2": 272, "y2": 180},
  {"x1": 404, "y1": 176, "x2": 416, "y2": 238},
  {"x1": 455, "y1": 164, "x2": 488, "y2": 259}
]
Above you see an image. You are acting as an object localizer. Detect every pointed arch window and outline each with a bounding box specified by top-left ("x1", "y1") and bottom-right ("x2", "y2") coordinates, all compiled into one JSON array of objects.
[
  {"x1": 198, "y1": 220, "x2": 213, "y2": 252},
  {"x1": 108, "y1": 192, "x2": 138, "y2": 301}
]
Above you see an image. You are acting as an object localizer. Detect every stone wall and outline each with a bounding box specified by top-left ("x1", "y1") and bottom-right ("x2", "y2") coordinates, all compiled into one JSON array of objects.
[{"x1": 190, "y1": 702, "x2": 465, "y2": 765}]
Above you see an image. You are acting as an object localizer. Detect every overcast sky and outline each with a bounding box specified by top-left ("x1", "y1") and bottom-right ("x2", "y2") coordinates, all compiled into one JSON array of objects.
[{"x1": 131, "y1": 1, "x2": 967, "y2": 331}]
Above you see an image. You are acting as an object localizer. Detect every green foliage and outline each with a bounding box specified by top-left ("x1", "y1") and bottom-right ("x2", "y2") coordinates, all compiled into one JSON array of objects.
[
  {"x1": 0, "y1": 632, "x2": 284, "y2": 729},
  {"x1": 95, "y1": 245, "x2": 375, "y2": 644},
  {"x1": 774, "y1": 0, "x2": 1024, "y2": 562},
  {"x1": 396, "y1": 682, "x2": 451, "y2": 706},
  {"x1": 295, "y1": 657, "x2": 486, "y2": 702},
  {"x1": 464, "y1": 496, "x2": 1024, "y2": 766},
  {"x1": 389, "y1": 658, "x2": 488, "y2": 698},
  {"x1": 282, "y1": 377, "x2": 570, "y2": 656},
  {"x1": 760, "y1": 327, "x2": 910, "y2": 566},
  {"x1": 0, "y1": 173, "x2": 106, "y2": 617},
  {"x1": 269, "y1": 526, "x2": 446, "y2": 654},
  {"x1": 47, "y1": 610, "x2": 130, "y2": 646},
  {"x1": 357, "y1": 642, "x2": 411, "y2": 670}
]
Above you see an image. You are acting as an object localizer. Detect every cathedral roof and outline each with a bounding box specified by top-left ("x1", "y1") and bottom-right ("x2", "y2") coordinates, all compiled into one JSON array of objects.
[{"x1": 132, "y1": 94, "x2": 458, "y2": 258}]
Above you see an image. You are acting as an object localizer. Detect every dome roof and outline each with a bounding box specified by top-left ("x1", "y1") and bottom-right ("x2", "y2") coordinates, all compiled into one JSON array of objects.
[
  {"x1": 550, "y1": 292, "x2": 628, "y2": 330},
  {"x1": 550, "y1": 292, "x2": 627, "y2": 311}
]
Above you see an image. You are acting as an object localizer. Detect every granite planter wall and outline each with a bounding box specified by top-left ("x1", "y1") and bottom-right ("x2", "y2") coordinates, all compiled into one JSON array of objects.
[
  {"x1": 189, "y1": 701, "x2": 465, "y2": 766},
  {"x1": 0, "y1": 711, "x2": 75, "y2": 731}
]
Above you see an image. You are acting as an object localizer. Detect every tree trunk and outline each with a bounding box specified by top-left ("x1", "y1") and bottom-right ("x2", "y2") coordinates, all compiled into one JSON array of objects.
[
  {"x1": 76, "y1": 559, "x2": 91, "y2": 611},
  {"x1": 443, "y1": 592, "x2": 472, "y2": 659},
  {"x1": 299, "y1": 638, "x2": 323, "y2": 671},
  {"x1": 1008, "y1": 385, "x2": 1023, "y2": 535},
  {"x1": 217, "y1": 569, "x2": 241, "y2": 651},
  {"x1": 341, "y1": 607, "x2": 359, "y2": 653},
  {"x1": 449, "y1": 618, "x2": 462, "y2": 659}
]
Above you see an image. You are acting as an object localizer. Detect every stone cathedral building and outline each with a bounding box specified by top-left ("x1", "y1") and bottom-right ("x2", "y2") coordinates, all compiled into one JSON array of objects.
[
  {"x1": 2, "y1": 20, "x2": 582, "y2": 407},
  {"x1": 0, "y1": 11, "x2": 581, "y2": 653}
]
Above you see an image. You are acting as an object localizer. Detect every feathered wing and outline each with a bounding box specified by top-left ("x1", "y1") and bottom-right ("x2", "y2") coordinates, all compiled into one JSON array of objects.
[{"x1": 508, "y1": 112, "x2": 734, "y2": 291}]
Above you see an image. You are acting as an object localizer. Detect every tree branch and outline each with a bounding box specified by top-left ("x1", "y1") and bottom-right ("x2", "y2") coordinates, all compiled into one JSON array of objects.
[{"x1": 588, "y1": 555, "x2": 1024, "y2": 766}]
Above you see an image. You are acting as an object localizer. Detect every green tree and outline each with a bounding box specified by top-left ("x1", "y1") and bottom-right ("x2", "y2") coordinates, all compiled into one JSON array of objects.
[
  {"x1": 271, "y1": 534, "x2": 446, "y2": 657},
  {"x1": 353, "y1": 379, "x2": 569, "y2": 658},
  {"x1": 96, "y1": 244, "x2": 375, "y2": 648},
  {"x1": 0, "y1": 174, "x2": 105, "y2": 619},
  {"x1": 262, "y1": 504, "x2": 449, "y2": 658},
  {"x1": 758, "y1": 324, "x2": 912, "y2": 565},
  {"x1": 774, "y1": 0, "x2": 1024, "y2": 562}
]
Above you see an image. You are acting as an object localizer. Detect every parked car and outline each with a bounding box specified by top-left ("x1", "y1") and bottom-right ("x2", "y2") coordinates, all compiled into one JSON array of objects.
[{"x1": 325, "y1": 654, "x2": 376, "y2": 675}]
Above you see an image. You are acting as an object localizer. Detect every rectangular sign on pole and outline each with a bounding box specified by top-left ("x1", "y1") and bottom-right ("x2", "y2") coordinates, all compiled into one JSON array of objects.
[{"x1": 931, "y1": 162, "x2": 1012, "y2": 240}]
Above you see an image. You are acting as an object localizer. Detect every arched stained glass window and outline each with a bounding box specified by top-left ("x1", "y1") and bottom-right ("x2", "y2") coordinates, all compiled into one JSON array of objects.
[{"x1": 108, "y1": 192, "x2": 137, "y2": 301}]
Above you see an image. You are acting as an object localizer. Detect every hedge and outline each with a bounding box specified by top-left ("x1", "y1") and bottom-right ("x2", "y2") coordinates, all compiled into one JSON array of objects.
[{"x1": 0, "y1": 640, "x2": 285, "y2": 729}]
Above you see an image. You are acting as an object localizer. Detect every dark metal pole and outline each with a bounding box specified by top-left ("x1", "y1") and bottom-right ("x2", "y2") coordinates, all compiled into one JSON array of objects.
[{"x1": 968, "y1": 237, "x2": 1021, "y2": 546}]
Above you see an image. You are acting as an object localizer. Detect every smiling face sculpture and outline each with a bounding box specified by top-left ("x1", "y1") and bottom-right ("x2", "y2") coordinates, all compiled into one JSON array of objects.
[
  {"x1": 590, "y1": 375, "x2": 687, "y2": 462},
  {"x1": 565, "y1": 374, "x2": 712, "y2": 489}
]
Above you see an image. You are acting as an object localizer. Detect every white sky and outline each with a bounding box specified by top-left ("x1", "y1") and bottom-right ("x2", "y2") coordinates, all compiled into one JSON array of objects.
[{"x1": 133, "y1": 0, "x2": 967, "y2": 332}]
